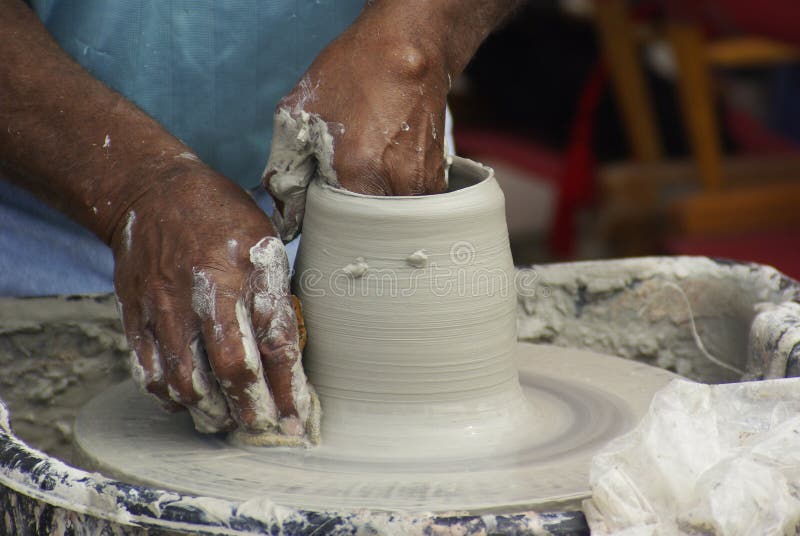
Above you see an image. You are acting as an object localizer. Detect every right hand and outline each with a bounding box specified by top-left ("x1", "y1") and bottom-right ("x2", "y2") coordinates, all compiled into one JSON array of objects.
[
  {"x1": 261, "y1": 13, "x2": 452, "y2": 242},
  {"x1": 110, "y1": 163, "x2": 315, "y2": 440}
]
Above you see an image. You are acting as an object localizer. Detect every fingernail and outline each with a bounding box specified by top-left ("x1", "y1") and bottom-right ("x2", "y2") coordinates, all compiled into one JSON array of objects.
[{"x1": 279, "y1": 415, "x2": 304, "y2": 437}]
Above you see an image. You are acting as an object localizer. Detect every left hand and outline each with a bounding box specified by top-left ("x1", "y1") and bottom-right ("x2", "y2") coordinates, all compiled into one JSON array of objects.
[
  {"x1": 111, "y1": 163, "x2": 316, "y2": 441},
  {"x1": 262, "y1": 16, "x2": 450, "y2": 241}
]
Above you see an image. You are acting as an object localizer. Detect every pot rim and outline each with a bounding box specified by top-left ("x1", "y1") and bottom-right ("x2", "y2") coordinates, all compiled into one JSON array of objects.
[{"x1": 317, "y1": 156, "x2": 494, "y2": 201}]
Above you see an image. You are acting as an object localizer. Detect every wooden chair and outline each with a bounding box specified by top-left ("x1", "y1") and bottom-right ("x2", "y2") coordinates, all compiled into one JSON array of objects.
[{"x1": 594, "y1": 0, "x2": 800, "y2": 253}]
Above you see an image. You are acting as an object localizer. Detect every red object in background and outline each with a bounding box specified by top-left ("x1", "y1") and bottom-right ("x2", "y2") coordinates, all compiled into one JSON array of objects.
[
  {"x1": 662, "y1": 0, "x2": 800, "y2": 46},
  {"x1": 662, "y1": 0, "x2": 800, "y2": 279},
  {"x1": 454, "y1": 130, "x2": 564, "y2": 185},
  {"x1": 550, "y1": 64, "x2": 605, "y2": 258},
  {"x1": 718, "y1": 0, "x2": 800, "y2": 46},
  {"x1": 725, "y1": 107, "x2": 800, "y2": 156},
  {"x1": 455, "y1": 0, "x2": 800, "y2": 261},
  {"x1": 454, "y1": 65, "x2": 605, "y2": 259},
  {"x1": 667, "y1": 230, "x2": 800, "y2": 281}
]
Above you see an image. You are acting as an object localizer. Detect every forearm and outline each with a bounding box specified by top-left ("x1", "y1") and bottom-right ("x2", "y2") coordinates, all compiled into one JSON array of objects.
[
  {"x1": 357, "y1": 0, "x2": 525, "y2": 79},
  {"x1": 0, "y1": 0, "x2": 204, "y2": 245}
]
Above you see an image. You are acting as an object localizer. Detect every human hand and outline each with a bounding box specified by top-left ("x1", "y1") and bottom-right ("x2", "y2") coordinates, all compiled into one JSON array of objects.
[
  {"x1": 111, "y1": 163, "x2": 317, "y2": 443},
  {"x1": 262, "y1": 14, "x2": 451, "y2": 241}
]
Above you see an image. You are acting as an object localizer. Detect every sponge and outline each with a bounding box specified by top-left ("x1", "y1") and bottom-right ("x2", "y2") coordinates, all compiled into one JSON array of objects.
[
  {"x1": 229, "y1": 296, "x2": 321, "y2": 448},
  {"x1": 230, "y1": 386, "x2": 321, "y2": 447}
]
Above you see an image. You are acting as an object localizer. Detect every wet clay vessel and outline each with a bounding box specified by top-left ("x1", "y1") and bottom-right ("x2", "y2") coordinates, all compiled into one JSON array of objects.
[{"x1": 73, "y1": 158, "x2": 676, "y2": 513}]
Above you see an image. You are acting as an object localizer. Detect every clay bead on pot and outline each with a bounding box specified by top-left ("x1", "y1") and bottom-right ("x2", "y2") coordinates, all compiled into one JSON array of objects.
[{"x1": 294, "y1": 156, "x2": 536, "y2": 460}]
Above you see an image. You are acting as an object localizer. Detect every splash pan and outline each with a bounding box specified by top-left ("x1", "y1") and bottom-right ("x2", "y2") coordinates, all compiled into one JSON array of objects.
[{"x1": 74, "y1": 343, "x2": 675, "y2": 513}]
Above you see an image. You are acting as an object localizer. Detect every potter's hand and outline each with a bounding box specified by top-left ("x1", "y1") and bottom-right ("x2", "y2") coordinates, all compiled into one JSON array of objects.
[
  {"x1": 1, "y1": 0, "x2": 321, "y2": 441},
  {"x1": 111, "y1": 166, "x2": 314, "y2": 438},
  {"x1": 263, "y1": 0, "x2": 524, "y2": 241},
  {"x1": 262, "y1": 9, "x2": 452, "y2": 241}
]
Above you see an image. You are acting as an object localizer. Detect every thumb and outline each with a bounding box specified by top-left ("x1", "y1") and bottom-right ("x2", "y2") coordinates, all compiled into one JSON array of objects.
[{"x1": 262, "y1": 108, "x2": 338, "y2": 241}]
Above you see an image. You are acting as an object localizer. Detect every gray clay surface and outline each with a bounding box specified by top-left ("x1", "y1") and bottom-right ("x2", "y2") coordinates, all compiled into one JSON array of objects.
[
  {"x1": 516, "y1": 257, "x2": 799, "y2": 383},
  {"x1": 1, "y1": 256, "x2": 799, "y2": 535},
  {"x1": 73, "y1": 345, "x2": 676, "y2": 513},
  {"x1": 2, "y1": 257, "x2": 797, "y2": 464},
  {"x1": 0, "y1": 295, "x2": 129, "y2": 461}
]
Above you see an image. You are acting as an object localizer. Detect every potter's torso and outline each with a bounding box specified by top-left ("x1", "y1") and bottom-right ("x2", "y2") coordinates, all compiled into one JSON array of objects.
[{"x1": 27, "y1": 0, "x2": 366, "y2": 188}]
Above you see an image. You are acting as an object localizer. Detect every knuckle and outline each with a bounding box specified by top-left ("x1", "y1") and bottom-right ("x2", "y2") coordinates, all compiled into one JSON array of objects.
[
  {"x1": 211, "y1": 354, "x2": 258, "y2": 388},
  {"x1": 210, "y1": 320, "x2": 243, "y2": 345},
  {"x1": 392, "y1": 44, "x2": 431, "y2": 79},
  {"x1": 260, "y1": 341, "x2": 300, "y2": 369},
  {"x1": 266, "y1": 321, "x2": 296, "y2": 348},
  {"x1": 145, "y1": 280, "x2": 181, "y2": 309},
  {"x1": 255, "y1": 303, "x2": 296, "y2": 343}
]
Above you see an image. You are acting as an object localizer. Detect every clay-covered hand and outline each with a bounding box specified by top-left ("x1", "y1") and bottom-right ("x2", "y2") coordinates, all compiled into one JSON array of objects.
[
  {"x1": 111, "y1": 164, "x2": 315, "y2": 441},
  {"x1": 262, "y1": 19, "x2": 449, "y2": 241}
]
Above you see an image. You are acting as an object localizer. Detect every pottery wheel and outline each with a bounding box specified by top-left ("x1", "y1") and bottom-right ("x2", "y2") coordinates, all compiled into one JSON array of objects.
[{"x1": 74, "y1": 344, "x2": 675, "y2": 513}]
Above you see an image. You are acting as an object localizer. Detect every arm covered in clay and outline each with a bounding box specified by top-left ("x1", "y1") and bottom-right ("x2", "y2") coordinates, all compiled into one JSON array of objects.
[
  {"x1": 264, "y1": 0, "x2": 524, "y2": 241},
  {"x1": 0, "y1": 0, "x2": 317, "y2": 443}
]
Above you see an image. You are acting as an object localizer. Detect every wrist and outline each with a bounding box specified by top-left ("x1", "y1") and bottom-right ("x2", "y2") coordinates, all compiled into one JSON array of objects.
[
  {"x1": 356, "y1": 2, "x2": 456, "y2": 75},
  {"x1": 103, "y1": 149, "x2": 209, "y2": 250},
  {"x1": 357, "y1": 0, "x2": 521, "y2": 78}
]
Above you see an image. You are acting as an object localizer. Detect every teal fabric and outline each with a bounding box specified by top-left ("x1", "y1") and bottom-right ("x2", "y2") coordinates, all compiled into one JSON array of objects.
[
  {"x1": 0, "y1": 1, "x2": 361, "y2": 297},
  {"x1": 27, "y1": 0, "x2": 365, "y2": 188}
]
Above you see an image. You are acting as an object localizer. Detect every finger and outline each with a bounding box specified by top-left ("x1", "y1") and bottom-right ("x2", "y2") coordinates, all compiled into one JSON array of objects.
[
  {"x1": 151, "y1": 298, "x2": 233, "y2": 433},
  {"x1": 252, "y1": 294, "x2": 312, "y2": 437},
  {"x1": 386, "y1": 131, "x2": 446, "y2": 196},
  {"x1": 384, "y1": 155, "x2": 444, "y2": 196},
  {"x1": 249, "y1": 237, "x2": 312, "y2": 436},
  {"x1": 333, "y1": 142, "x2": 392, "y2": 196},
  {"x1": 118, "y1": 298, "x2": 179, "y2": 412},
  {"x1": 200, "y1": 293, "x2": 279, "y2": 432},
  {"x1": 425, "y1": 108, "x2": 449, "y2": 194},
  {"x1": 422, "y1": 138, "x2": 448, "y2": 194},
  {"x1": 186, "y1": 338, "x2": 236, "y2": 433},
  {"x1": 261, "y1": 108, "x2": 319, "y2": 241}
]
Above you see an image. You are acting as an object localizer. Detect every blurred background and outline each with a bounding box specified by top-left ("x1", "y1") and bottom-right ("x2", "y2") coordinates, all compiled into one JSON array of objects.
[{"x1": 451, "y1": 0, "x2": 800, "y2": 278}]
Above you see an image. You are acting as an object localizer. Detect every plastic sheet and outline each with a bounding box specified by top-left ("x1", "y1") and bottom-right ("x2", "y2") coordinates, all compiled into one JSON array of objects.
[{"x1": 585, "y1": 377, "x2": 800, "y2": 535}]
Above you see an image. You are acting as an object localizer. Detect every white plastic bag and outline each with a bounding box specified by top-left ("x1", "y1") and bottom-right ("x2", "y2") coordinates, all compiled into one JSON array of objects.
[{"x1": 585, "y1": 378, "x2": 800, "y2": 535}]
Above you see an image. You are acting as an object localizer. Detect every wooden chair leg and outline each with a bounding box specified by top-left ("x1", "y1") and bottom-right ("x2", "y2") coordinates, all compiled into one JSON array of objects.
[
  {"x1": 594, "y1": 0, "x2": 663, "y2": 162},
  {"x1": 667, "y1": 22, "x2": 725, "y2": 191}
]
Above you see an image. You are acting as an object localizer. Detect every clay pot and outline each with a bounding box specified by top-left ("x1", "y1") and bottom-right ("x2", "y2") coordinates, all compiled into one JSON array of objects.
[
  {"x1": 71, "y1": 201, "x2": 681, "y2": 509},
  {"x1": 294, "y1": 157, "x2": 534, "y2": 459}
]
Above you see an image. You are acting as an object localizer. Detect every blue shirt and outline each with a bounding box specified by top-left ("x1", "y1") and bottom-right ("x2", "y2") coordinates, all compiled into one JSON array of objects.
[
  {"x1": 1, "y1": 1, "x2": 363, "y2": 295},
  {"x1": 28, "y1": 0, "x2": 364, "y2": 188}
]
